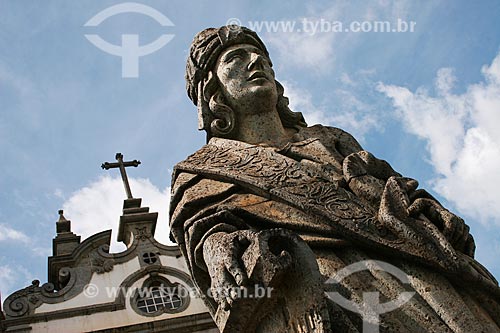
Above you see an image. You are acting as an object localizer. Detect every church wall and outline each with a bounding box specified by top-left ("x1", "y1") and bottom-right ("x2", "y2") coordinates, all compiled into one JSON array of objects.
[
  {"x1": 29, "y1": 261, "x2": 210, "y2": 332},
  {"x1": 35, "y1": 259, "x2": 141, "y2": 312}
]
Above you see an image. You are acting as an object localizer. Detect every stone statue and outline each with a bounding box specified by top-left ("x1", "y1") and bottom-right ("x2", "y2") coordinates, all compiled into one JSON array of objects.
[{"x1": 169, "y1": 25, "x2": 500, "y2": 332}]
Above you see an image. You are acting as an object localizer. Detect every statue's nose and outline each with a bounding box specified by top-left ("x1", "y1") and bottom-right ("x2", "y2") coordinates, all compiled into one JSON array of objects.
[{"x1": 247, "y1": 53, "x2": 265, "y2": 70}]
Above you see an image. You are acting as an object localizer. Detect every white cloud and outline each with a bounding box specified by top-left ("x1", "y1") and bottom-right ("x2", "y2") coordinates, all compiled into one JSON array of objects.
[
  {"x1": 0, "y1": 224, "x2": 30, "y2": 243},
  {"x1": 378, "y1": 51, "x2": 500, "y2": 224},
  {"x1": 282, "y1": 80, "x2": 382, "y2": 140},
  {"x1": 263, "y1": 0, "x2": 416, "y2": 72},
  {"x1": 331, "y1": 89, "x2": 381, "y2": 138},
  {"x1": 281, "y1": 80, "x2": 328, "y2": 125},
  {"x1": 0, "y1": 62, "x2": 43, "y2": 132},
  {"x1": 266, "y1": 30, "x2": 336, "y2": 72},
  {"x1": 0, "y1": 221, "x2": 50, "y2": 259},
  {"x1": 340, "y1": 73, "x2": 356, "y2": 86},
  {"x1": 0, "y1": 264, "x2": 32, "y2": 297},
  {"x1": 61, "y1": 175, "x2": 171, "y2": 253},
  {"x1": 0, "y1": 265, "x2": 17, "y2": 297}
]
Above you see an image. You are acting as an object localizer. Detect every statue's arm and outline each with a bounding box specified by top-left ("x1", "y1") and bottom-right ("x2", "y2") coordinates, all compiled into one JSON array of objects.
[
  {"x1": 170, "y1": 172, "x2": 267, "y2": 310},
  {"x1": 170, "y1": 172, "x2": 243, "y2": 269}
]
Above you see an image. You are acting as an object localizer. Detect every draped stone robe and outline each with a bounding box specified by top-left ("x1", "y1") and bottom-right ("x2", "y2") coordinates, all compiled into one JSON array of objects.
[{"x1": 169, "y1": 125, "x2": 500, "y2": 332}]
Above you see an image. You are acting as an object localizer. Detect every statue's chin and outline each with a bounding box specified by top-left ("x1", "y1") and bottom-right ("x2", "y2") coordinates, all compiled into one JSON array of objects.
[
  {"x1": 220, "y1": 76, "x2": 278, "y2": 109},
  {"x1": 232, "y1": 85, "x2": 277, "y2": 111}
]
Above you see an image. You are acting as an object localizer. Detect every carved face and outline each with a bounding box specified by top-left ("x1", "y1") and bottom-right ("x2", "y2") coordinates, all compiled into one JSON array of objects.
[{"x1": 214, "y1": 44, "x2": 278, "y2": 114}]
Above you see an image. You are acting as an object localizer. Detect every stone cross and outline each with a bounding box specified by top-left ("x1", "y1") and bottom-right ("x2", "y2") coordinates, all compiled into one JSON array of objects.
[{"x1": 101, "y1": 153, "x2": 141, "y2": 199}]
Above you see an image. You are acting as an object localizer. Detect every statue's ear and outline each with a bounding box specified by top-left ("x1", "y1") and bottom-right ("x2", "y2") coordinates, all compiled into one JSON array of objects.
[
  {"x1": 202, "y1": 71, "x2": 218, "y2": 103},
  {"x1": 196, "y1": 81, "x2": 207, "y2": 131},
  {"x1": 196, "y1": 71, "x2": 217, "y2": 133}
]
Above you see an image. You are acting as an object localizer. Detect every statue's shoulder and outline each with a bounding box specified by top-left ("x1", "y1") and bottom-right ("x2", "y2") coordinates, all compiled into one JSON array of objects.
[
  {"x1": 171, "y1": 140, "x2": 241, "y2": 204},
  {"x1": 169, "y1": 167, "x2": 238, "y2": 222},
  {"x1": 299, "y1": 124, "x2": 353, "y2": 138},
  {"x1": 299, "y1": 124, "x2": 363, "y2": 155},
  {"x1": 171, "y1": 167, "x2": 236, "y2": 203}
]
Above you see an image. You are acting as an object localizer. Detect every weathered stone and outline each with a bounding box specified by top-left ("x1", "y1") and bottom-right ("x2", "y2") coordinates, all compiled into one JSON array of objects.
[{"x1": 170, "y1": 25, "x2": 500, "y2": 332}]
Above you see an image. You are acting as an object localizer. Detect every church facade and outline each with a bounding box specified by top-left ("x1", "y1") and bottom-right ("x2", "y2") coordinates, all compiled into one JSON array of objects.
[{"x1": 0, "y1": 197, "x2": 218, "y2": 333}]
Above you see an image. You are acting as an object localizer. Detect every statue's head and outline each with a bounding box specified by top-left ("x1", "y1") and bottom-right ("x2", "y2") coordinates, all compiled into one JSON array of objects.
[{"x1": 186, "y1": 25, "x2": 306, "y2": 140}]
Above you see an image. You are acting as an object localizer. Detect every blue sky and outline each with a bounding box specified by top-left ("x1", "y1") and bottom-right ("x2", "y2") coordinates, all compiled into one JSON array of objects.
[{"x1": 1, "y1": 0, "x2": 500, "y2": 297}]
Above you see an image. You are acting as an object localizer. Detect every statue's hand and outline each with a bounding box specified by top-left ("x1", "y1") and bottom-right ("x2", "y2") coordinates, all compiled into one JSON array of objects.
[
  {"x1": 202, "y1": 230, "x2": 254, "y2": 310},
  {"x1": 343, "y1": 150, "x2": 401, "y2": 207},
  {"x1": 344, "y1": 150, "x2": 477, "y2": 257},
  {"x1": 379, "y1": 176, "x2": 475, "y2": 257},
  {"x1": 408, "y1": 197, "x2": 475, "y2": 256}
]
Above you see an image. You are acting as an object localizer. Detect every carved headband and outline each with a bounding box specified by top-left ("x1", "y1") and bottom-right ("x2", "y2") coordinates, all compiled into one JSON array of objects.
[{"x1": 185, "y1": 25, "x2": 270, "y2": 106}]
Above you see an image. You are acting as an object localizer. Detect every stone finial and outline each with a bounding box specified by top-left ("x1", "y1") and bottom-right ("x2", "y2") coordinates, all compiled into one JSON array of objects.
[
  {"x1": 56, "y1": 209, "x2": 71, "y2": 234},
  {"x1": 57, "y1": 210, "x2": 67, "y2": 222}
]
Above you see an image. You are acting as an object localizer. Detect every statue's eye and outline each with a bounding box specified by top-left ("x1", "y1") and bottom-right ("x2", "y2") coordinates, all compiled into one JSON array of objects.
[{"x1": 226, "y1": 54, "x2": 243, "y2": 63}]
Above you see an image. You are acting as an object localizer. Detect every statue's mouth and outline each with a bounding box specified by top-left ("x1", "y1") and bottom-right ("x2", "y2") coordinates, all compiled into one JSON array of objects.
[{"x1": 248, "y1": 71, "x2": 269, "y2": 81}]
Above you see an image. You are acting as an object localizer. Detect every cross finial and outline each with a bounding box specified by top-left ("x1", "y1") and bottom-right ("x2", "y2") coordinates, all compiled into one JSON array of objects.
[{"x1": 101, "y1": 153, "x2": 141, "y2": 199}]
